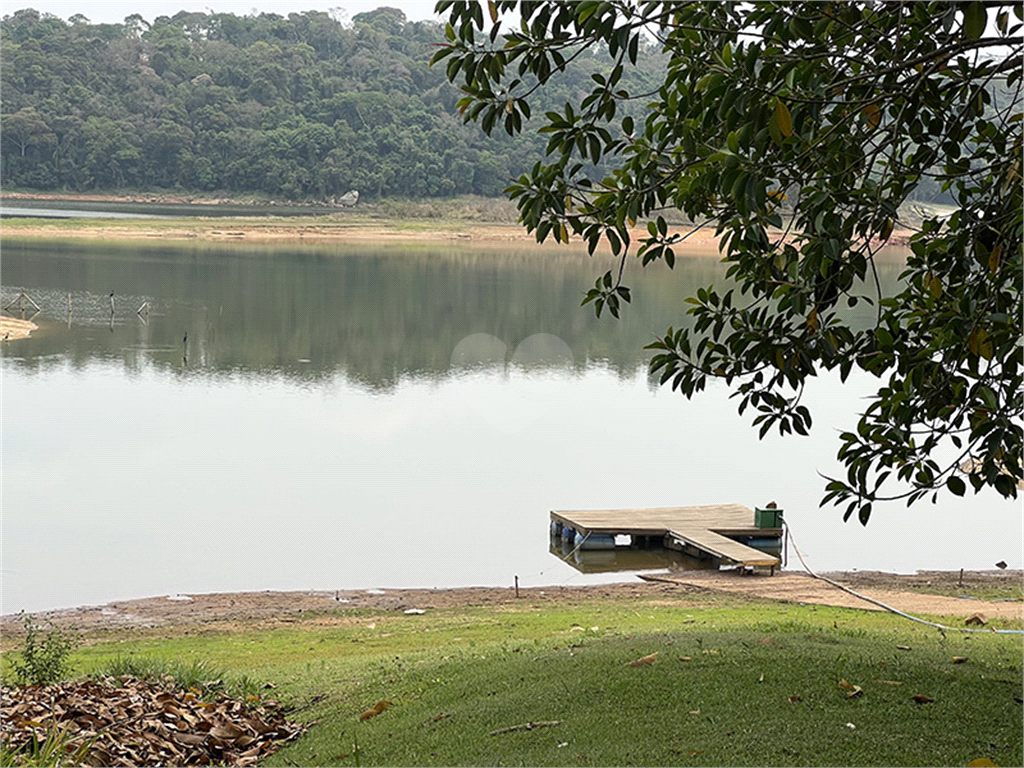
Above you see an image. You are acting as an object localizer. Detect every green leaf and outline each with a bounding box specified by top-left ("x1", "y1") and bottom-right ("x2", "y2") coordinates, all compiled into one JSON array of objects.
[
  {"x1": 963, "y1": 2, "x2": 987, "y2": 40},
  {"x1": 947, "y1": 476, "x2": 966, "y2": 496}
]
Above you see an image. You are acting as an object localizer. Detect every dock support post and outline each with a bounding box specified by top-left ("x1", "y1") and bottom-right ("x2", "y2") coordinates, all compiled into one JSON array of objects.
[{"x1": 514, "y1": 575, "x2": 519, "y2": 599}]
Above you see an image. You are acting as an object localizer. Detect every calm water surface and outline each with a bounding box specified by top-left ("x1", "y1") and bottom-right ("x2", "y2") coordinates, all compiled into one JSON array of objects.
[{"x1": 2, "y1": 239, "x2": 1019, "y2": 613}]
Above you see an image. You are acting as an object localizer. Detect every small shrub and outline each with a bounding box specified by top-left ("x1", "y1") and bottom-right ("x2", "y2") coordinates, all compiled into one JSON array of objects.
[{"x1": 7, "y1": 614, "x2": 79, "y2": 687}]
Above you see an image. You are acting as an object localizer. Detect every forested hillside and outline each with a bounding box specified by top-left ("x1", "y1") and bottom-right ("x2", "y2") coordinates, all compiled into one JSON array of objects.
[{"x1": 0, "y1": 6, "x2": 661, "y2": 200}]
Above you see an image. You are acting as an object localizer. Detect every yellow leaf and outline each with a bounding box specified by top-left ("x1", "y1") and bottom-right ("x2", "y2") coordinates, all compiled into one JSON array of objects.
[
  {"x1": 951, "y1": 657, "x2": 969, "y2": 664},
  {"x1": 505, "y1": 99, "x2": 514, "y2": 114},
  {"x1": 968, "y1": 759, "x2": 1000, "y2": 767},
  {"x1": 558, "y1": 224, "x2": 568, "y2": 243},
  {"x1": 880, "y1": 218, "x2": 893, "y2": 240},
  {"x1": 360, "y1": 699, "x2": 393, "y2": 721},
  {"x1": 767, "y1": 189, "x2": 787, "y2": 201},
  {"x1": 872, "y1": 679, "x2": 903, "y2": 686},
  {"x1": 970, "y1": 328, "x2": 993, "y2": 360},
  {"x1": 806, "y1": 307, "x2": 819, "y2": 332},
  {"x1": 929, "y1": 275, "x2": 943, "y2": 298},
  {"x1": 773, "y1": 101, "x2": 793, "y2": 138},
  {"x1": 488, "y1": 1, "x2": 498, "y2": 23},
  {"x1": 988, "y1": 243, "x2": 1002, "y2": 274},
  {"x1": 628, "y1": 652, "x2": 659, "y2": 667},
  {"x1": 862, "y1": 102, "x2": 881, "y2": 130},
  {"x1": 845, "y1": 686, "x2": 863, "y2": 698},
  {"x1": 838, "y1": 678, "x2": 854, "y2": 690}
]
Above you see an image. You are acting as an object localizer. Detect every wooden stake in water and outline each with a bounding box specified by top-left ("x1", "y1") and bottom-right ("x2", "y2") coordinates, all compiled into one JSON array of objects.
[
  {"x1": 67, "y1": 293, "x2": 72, "y2": 314},
  {"x1": 109, "y1": 291, "x2": 115, "y2": 315}
]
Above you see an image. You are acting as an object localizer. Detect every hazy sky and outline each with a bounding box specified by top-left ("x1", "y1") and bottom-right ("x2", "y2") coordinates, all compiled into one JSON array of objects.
[{"x1": 2, "y1": 0, "x2": 443, "y2": 25}]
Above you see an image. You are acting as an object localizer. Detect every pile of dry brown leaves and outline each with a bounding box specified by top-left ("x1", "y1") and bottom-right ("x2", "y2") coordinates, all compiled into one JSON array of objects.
[{"x1": 1, "y1": 676, "x2": 306, "y2": 766}]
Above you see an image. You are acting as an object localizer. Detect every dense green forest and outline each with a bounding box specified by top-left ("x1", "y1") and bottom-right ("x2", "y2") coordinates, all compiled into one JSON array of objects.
[{"x1": 0, "y1": 6, "x2": 663, "y2": 200}]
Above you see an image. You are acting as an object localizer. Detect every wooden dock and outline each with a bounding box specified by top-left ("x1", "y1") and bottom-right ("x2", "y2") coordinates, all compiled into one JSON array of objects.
[{"x1": 550, "y1": 504, "x2": 781, "y2": 569}]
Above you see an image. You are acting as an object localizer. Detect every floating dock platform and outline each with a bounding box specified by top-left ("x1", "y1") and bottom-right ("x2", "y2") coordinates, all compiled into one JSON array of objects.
[{"x1": 550, "y1": 504, "x2": 781, "y2": 571}]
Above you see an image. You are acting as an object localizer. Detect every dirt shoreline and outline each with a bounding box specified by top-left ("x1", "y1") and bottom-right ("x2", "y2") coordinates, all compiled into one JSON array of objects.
[
  {"x1": 1, "y1": 193, "x2": 917, "y2": 249},
  {"x1": 2, "y1": 570, "x2": 1018, "y2": 640}
]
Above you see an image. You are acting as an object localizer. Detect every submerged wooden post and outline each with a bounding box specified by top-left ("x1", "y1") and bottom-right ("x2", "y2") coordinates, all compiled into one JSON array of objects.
[
  {"x1": 136, "y1": 301, "x2": 150, "y2": 316},
  {"x1": 67, "y1": 293, "x2": 72, "y2": 314},
  {"x1": 109, "y1": 291, "x2": 115, "y2": 315}
]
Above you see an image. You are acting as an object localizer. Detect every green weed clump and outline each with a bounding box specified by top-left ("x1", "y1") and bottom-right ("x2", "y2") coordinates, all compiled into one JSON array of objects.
[
  {"x1": 91, "y1": 655, "x2": 262, "y2": 698},
  {"x1": 0, "y1": 725, "x2": 94, "y2": 768},
  {"x1": 6, "y1": 614, "x2": 79, "y2": 687}
]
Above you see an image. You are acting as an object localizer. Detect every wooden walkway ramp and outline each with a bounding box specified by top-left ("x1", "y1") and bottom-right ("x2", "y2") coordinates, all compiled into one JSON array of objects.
[{"x1": 551, "y1": 504, "x2": 780, "y2": 569}]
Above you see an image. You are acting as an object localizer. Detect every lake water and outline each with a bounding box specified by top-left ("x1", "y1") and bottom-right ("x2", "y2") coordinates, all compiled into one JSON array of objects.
[{"x1": 2, "y1": 239, "x2": 1020, "y2": 613}]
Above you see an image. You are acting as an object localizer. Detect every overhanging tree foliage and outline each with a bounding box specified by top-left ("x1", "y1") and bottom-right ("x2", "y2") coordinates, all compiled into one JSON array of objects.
[{"x1": 435, "y1": 1, "x2": 1023, "y2": 522}]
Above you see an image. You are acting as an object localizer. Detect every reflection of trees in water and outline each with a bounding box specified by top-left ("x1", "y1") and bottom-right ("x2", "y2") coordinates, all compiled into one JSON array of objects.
[{"x1": 1, "y1": 241, "x2": 906, "y2": 391}]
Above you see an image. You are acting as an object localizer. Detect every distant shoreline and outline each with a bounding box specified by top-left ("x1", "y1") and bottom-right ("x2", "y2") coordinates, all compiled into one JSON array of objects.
[{"x1": 0, "y1": 193, "x2": 916, "y2": 250}]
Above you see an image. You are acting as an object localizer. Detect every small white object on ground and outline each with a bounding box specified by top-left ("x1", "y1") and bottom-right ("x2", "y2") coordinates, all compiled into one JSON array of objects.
[
  {"x1": 846, "y1": 723, "x2": 856, "y2": 729},
  {"x1": 404, "y1": 608, "x2": 426, "y2": 615},
  {"x1": 366, "y1": 589, "x2": 386, "y2": 595},
  {"x1": 166, "y1": 594, "x2": 193, "y2": 602}
]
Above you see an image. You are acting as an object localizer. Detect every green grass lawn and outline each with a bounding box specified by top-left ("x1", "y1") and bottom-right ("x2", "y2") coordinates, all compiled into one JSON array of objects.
[{"x1": 5, "y1": 595, "x2": 1022, "y2": 766}]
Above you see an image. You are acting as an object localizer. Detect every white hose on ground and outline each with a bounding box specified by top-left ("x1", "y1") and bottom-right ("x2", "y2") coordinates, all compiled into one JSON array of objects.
[{"x1": 784, "y1": 522, "x2": 1023, "y2": 635}]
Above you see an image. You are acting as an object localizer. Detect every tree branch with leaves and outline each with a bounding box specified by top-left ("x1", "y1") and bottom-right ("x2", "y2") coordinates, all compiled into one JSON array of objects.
[{"x1": 435, "y1": 0, "x2": 1023, "y2": 523}]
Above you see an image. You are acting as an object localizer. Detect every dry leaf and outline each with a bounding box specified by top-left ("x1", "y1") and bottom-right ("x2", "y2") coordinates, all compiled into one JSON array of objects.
[
  {"x1": 678, "y1": 656, "x2": 693, "y2": 662},
  {"x1": 628, "y1": 652, "x2": 658, "y2": 668},
  {"x1": 789, "y1": 695, "x2": 802, "y2": 703},
  {"x1": 0, "y1": 675, "x2": 304, "y2": 767},
  {"x1": 359, "y1": 699, "x2": 393, "y2": 721},
  {"x1": 757, "y1": 673, "x2": 764, "y2": 683},
  {"x1": 952, "y1": 657, "x2": 969, "y2": 664},
  {"x1": 896, "y1": 645, "x2": 911, "y2": 651},
  {"x1": 965, "y1": 613, "x2": 987, "y2": 627},
  {"x1": 967, "y1": 759, "x2": 1000, "y2": 767},
  {"x1": 838, "y1": 679, "x2": 862, "y2": 698},
  {"x1": 911, "y1": 694, "x2": 935, "y2": 704},
  {"x1": 872, "y1": 680, "x2": 903, "y2": 686},
  {"x1": 687, "y1": 709, "x2": 700, "y2": 716}
]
